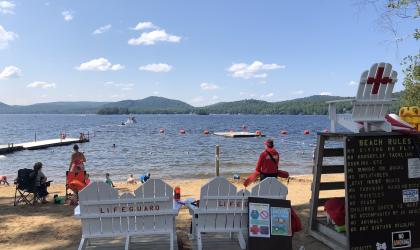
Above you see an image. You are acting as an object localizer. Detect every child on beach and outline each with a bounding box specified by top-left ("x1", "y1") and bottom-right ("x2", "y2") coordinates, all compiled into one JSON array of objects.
[
  {"x1": 0, "y1": 175, "x2": 9, "y2": 185},
  {"x1": 105, "y1": 173, "x2": 115, "y2": 187},
  {"x1": 127, "y1": 174, "x2": 137, "y2": 184}
]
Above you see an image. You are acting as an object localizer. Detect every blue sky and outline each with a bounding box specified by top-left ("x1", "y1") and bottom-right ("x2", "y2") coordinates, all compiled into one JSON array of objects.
[{"x1": 0, "y1": 0, "x2": 418, "y2": 106}]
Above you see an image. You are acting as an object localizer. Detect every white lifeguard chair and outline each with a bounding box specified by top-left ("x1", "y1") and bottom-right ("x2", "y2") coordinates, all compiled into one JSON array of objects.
[
  {"x1": 186, "y1": 176, "x2": 288, "y2": 250},
  {"x1": 328, "y1": 62, "x2": 398, "y2": 133},
  {"x1": 75, "y1": 179, "x2": 180, "y2": 250}
]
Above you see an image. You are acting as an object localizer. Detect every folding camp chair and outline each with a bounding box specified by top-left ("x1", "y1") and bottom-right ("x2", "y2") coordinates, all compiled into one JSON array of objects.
[{"x1": 14, "y1": 168, "x2": 39, "y2": 206}]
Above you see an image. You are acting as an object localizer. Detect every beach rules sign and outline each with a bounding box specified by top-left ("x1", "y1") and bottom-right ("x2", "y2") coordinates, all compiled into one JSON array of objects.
[
  {"x1": 248, "y1": 197, "x2": 292, "y2": 250},
  {"x1": 345, "y1": 134, "x2": 420, "y2": 249}
]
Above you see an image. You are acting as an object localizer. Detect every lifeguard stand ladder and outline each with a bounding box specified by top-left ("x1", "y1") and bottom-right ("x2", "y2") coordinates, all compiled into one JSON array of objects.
[{"x1": 309, "y1": 132, "x2": 348, "y2": 250}]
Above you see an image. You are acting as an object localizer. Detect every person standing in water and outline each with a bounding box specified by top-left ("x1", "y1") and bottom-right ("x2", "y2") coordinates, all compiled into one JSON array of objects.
[{"x1": 69, "y1": 144, "x2": 86, "y2": 173}]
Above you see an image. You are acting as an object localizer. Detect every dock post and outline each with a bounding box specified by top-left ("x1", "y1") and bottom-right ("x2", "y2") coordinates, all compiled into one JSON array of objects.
[
  {"x1": 34, "y1": 132, "x2": 37, "y2": 142},
  {"x1": 215, "y1": 145, "x2": 220, "y2": 176}
]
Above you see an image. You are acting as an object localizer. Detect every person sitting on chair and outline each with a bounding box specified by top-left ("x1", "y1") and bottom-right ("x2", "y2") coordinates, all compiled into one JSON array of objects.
[
  {"x1": 69, "y1": 144, "x2": 86, "y2": 173},
  {"x1": 243, "y1": 139, "x2": 289, "y2": 187},
  {"x1": 31, "y1": 162, "x2": 49, "y2": 203}
]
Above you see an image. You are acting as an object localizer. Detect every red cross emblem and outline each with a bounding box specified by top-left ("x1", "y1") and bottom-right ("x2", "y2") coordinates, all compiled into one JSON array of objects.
[{"x1": 367, "y1": 67, "x2": 392, "y2": 94}]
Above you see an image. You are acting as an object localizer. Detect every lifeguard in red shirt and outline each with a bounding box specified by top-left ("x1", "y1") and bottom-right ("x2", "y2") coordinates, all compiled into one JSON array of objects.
[{"x1": 244, "y1": 139, "x2": 289, "y2": 187}]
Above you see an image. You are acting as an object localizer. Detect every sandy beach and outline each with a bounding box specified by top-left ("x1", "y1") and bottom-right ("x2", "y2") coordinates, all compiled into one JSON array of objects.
[{"x1": 0, "y1": 175, "x2": 344, "y2": 250}]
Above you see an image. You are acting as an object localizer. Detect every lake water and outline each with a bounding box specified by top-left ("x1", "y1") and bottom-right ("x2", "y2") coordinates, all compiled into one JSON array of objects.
[{"x1": 0, "y1": 114, "x2": 334, "y2": 182}]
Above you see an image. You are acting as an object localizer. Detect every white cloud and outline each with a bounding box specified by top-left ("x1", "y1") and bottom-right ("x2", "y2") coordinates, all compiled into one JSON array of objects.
[
  {"x1": 93, "y1": 24, "x2": 111, "y2": 35},
  {"x1": 260, "y1": 93, "x2": 274, "y2": 99},
  {"x1": 153, "y1": 91, "x2": 159, "y2": 95},
  {"x1": 139, "y1": 63, "x2": 172, "y2": 72},
  {"x1": 348, "y1": 80, "x2": 357, "y2": 86},
  {"x1": 0, "y1": 65, "x2": 21, "y2": 79},
  {"x1": 27, "y1": 81, "x2": 56, "y2": 89},
  {"x1": 292, "y1": 90, "x2": 304, "y2": 95},
  {"x1": 0, "y1": 25, "x2": 17, "y2": 49},
  {"x1": 200, "y1": 82, "x2": 219, "y2": 91},
  {"x1": 76, "y1": 58, "x2": 124, "y2": 71},
  {"x1": 319, "y1": 92, "x2": 332, "y2": 96},
  {"x1": 228, "y1": 61, "x2": 285, "y2": 79},
  {"x1": 62, "y1": 10, "x2": 73, "y2": 21},
  {"x1": 0, "y1": 1, "x2": 15, "y2": 14},
  {"x1": 131, "y1": 21, "x2": 157, "y2": 30},
  {"x1": 128, "y1": 30, "x2": 181, "y2": 46},
  {"x1": 212, "y1": 95, "x2": 219, "y2": 100}
]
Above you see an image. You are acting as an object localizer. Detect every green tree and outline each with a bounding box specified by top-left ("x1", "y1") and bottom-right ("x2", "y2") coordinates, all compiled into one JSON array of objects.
[{"x1": 400, "y1": 54, "x2": 420, "y2": 107}]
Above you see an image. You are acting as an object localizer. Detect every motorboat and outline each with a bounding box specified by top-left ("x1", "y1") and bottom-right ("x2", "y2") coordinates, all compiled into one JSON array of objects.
[{"x1": 125, "y1": 116, "x2": 137, "y2": 124}]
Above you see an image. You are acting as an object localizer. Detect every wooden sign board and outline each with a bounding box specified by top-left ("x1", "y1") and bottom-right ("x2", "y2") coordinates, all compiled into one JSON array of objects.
[
  {"x1": 345, "y1": 134, "x2": 420, "y2": 250},
  {"x1": 248, "y1": 197, "x2": 292, "y2": 250}
]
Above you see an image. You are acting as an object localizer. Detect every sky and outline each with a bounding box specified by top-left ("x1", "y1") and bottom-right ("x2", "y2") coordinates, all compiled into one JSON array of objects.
[{"x1": 0, "y1": 0, "x2": 418, "y2": 106}]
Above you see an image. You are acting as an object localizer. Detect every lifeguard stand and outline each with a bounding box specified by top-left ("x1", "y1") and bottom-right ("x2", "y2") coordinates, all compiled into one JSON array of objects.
[
  {"x1": 309, "y1": 132, "x2": 348, "y2": 249},
  {"x1": 308, "y1": 63, "x2": 419, "y2": 249}
]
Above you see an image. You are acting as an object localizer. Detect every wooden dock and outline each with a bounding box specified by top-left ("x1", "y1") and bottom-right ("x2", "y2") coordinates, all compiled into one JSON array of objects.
[
  {"x1": 0, "y1": 137, "x2": 89, "y2": 155},
  {"x1": 214, "y1": 131, "x2": 266, "y2": 138}
]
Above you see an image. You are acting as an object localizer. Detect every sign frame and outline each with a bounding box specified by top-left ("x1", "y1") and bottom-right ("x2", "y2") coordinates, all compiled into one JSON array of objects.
[{"x1": 248, "y1": 197, "x2": 292, "y2": 250}]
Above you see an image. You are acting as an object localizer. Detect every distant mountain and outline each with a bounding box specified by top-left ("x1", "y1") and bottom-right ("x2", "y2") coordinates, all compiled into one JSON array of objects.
[
  {"x1": 98, "y1": 96, "x2": 193, "y2": 114},
  {"x1": 0, "y1": 101, "x2": 108, "y2": 114},
  {"x1": 0, "y1": 93, "x2": 404, "y2": 115},
  {"x1": 198, "y1": 95, "x2": 352, "y2": 115},
  {"x1": 203, "y1": 99, "x2": 273, "y2": 114}
]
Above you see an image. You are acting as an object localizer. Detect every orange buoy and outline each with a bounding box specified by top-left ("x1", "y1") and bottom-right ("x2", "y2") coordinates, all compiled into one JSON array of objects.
[
  {"x1": 255, "y1": 130, "x2": 262, "y2": 136},
  {"x1": 280, "y1": 130, "x2": 288, "y2": 135},
  {"x1": 304, "y1": 130, "x2": 310, "y2": 135},
  {"x1": 203, "y1": 129, "x2": 209, "y2": 135},
  {"x1": 179, "y1": 129, "x2": 186, "y2": 134},
  {"x1": 159, "y1": 128, "x2": 165, "y2": 133}
]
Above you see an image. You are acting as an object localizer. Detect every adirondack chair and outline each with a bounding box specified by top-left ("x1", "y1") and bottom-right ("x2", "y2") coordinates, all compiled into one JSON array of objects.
[
  {"x1": 74, "y1": 179, "x2": 180, "y2": 250},
  {"x1": 328, "y1": 62, "x2": 398, "y2": 133},
  {"x1": 187, "y1": 177, "x2": 287, "y2": 250}
]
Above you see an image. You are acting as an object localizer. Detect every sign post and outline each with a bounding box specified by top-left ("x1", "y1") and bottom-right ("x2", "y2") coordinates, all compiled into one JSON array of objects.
[{"x1": 215, "y1": 145, "x2": 220, "y2": 176}]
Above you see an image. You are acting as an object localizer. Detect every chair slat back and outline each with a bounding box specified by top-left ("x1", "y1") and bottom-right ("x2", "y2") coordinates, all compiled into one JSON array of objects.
[
  {"x1": 78, "y1": 179, "x2": 174, "y2": 237},
  {"x1": 79, "y1": 182, "x2": 119, "y2": 236},
  {"x1": 198, "y1": 177, "x2": 244, "y2": 230},
  {"x1": 120, "y1": 193, "x2": 135, "y2": 233},
  {"x1": 133, "y1": 179, "x2": 174, "y2": 233},
  {"x1": 352, "y1": 62, "x2": 397, "y2": 122},
  {"x1": 251, "y1": 177, "x2": 288, "y2": 199},
  {"x1": 234, "y1": 189, "x2": 250, "y2": 229}
]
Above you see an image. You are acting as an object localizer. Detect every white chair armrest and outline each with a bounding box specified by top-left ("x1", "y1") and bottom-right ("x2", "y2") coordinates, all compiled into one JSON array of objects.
[
  {"x1": 326, "y1": 99, "x2": 354, "y2": 104},
  {"x1": 185, "y1": 202, "x2": 199, "y2": 215},
  {"x1": 74, "y1": 205, "x2": 81, "y2": 218}
]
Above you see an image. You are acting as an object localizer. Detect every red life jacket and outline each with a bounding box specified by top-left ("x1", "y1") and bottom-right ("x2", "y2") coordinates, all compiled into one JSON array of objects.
[{"x1": 255, "y1": 147, "x2": 279, "y2": 174}]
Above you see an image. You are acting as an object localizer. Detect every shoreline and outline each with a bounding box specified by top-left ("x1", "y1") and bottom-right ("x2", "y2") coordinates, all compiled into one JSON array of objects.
[{"x1": 39, "y1": 174, "x2": 316, "y2": 185}]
